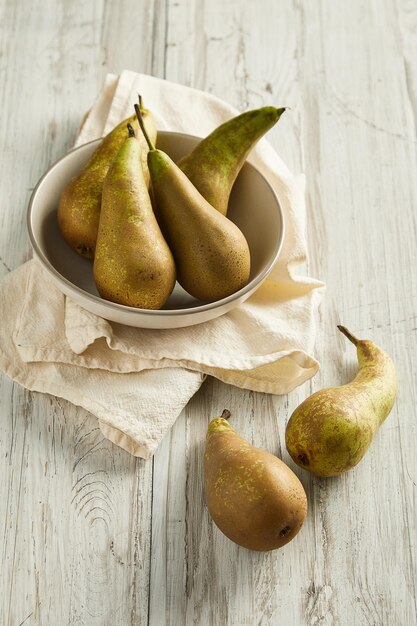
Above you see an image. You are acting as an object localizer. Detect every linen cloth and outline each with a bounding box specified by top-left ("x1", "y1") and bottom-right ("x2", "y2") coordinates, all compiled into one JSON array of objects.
[{"x1": 0, "y1": 71, "x2": 324, "y2": 458}]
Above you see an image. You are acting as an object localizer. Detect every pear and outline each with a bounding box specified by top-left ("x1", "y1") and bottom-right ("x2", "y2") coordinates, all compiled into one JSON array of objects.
[
  {"x1": 135, "y1": 104, "x2": 250, "y2": 302},
  {"x1": 204, "y1": 410, "x2": 307, "y2": 551},
  {"x1": 93, "y1": 124, "x2": 176, "y2": 309},
  {"x1": 285, "y1": 326, "x2": 397, "y2": 477},
  {"x1": 177, "y1": 106, "x2": 286, "y2": 215},
  {"x1": 58, "y1": 98, "x2": 157, "y2": 259}
]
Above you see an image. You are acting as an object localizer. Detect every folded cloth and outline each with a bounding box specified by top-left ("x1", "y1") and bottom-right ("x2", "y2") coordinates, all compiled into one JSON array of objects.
[{"x1": 0, "y1": 71, "x2": 325, "y2": 459}]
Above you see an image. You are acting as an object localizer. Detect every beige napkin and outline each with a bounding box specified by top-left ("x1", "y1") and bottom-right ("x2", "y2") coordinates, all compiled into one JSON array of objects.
[{"x1": 0, "y1": 71, "x2": 324, "y2": 458}]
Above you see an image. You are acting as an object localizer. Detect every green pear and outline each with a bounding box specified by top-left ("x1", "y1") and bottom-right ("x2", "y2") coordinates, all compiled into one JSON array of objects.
[
  {"x1": 177, "y1": 106, "x2": 286, "y2": 215},
  {"x1": 135, "y1": 104, "x2": 250, "y2": 302},
  {"x1": 204, "y1": 411, "x2": 307, "y2": 551},
  {"x1": 93, "y1": 125, "x2": 176, "y2": 309},
  {"x1": 285, "y1": 326, "x2": 397, "y2": 477},
  {"x1": 58, "y1": 99, "x2": 157, "y2": 259}
]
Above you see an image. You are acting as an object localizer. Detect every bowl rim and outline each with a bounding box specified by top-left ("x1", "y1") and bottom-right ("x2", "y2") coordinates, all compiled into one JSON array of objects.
[{"x1": 27, "y1": 131, "x2": 285, "y2": 317}]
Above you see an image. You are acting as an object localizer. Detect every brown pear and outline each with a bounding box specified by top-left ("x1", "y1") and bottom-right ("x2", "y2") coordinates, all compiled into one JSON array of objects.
[
  {"x1": 58, "y1": 99, "x2": 157, "y2": 259},
  {"x1": 204, "y1": 411, "x2": 307, "y2": 551},
  {"x1": 135, "y1": 104, "x2": 250, "y2": 302}
]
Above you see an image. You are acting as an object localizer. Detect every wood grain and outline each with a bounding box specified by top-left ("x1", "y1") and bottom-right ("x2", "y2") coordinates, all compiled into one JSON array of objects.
[
  {"x1": 0, "y1": 1, "x2": 158, "y2": 624},
  {"x1": 1, "y1": 0, "x2": 416, "y2": 624}
]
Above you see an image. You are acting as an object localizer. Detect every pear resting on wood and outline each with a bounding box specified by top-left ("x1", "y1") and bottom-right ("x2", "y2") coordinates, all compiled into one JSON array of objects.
[
  {"x1": 285, "y1": 326, "x2": 397, "y2": 477},
  {"x1": 204, "y1": 411, "x2": 307, "y2": 551}
]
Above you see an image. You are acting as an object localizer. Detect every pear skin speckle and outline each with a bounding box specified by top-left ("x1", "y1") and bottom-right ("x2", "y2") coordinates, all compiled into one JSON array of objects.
[
  {"x1": 147, "y1": 151, "x2": 251, "y2": 302},
  {"x1": 178, "y1": 106, "x2": 286, "y2": 215},
  {"x1": 93, "y1": 134, "x2": 176, "y2": 309},
  {"x1": 204, "y1": 413, "x2": 307, "y2": 551},
  {"x1": 58, "y1": 107, "x2": 157, "y2": 258},
  {"x1": 285, "y1": 326, "x2": 397, "y2": 477}
]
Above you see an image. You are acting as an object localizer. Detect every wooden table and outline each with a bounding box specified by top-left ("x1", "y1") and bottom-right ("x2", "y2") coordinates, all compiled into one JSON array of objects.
[{"x1": 1, "y1": 1, "x2": 416, "y2": 624}]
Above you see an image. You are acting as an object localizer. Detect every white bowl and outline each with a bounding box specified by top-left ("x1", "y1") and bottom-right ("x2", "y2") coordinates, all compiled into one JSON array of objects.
[{"x1": 27, "y1": 131, "x2": 284, "y2": 329}]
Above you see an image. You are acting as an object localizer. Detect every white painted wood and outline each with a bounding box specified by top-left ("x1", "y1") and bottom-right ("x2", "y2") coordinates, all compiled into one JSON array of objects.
[
  {"x1": 0, "y1": 1, "x2": 159, "y2": 624},
  {"x1": 1, "y1": 0, "x2": 416, "y2": 625}
]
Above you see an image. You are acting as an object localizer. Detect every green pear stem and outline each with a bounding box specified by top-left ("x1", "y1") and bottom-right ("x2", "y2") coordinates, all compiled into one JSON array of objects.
[
  {"x1": 127, "y1": 123, "x2": 135, "y2": 138},
  {"x1": 221, "y1": 409, "x2": 231, "y2": 420},
  {"x1": 135, "y1": 102, "x2": 155, "y2": 151},
  {"x1": 337, "y1": 325, "x2": 359, "y2": 346},
  {"x1": 138, "y1": 94, "x2": 143, "y2": 109}
]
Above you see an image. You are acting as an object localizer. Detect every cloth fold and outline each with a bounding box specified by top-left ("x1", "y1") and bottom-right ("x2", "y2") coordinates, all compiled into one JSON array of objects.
[{"x1": 0, "y1": 70, "x2": 324, "y2": 459}]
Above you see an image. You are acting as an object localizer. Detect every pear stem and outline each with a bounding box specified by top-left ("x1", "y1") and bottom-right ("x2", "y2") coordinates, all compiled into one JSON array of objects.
[
  {"x1": 127, "y1": 123, "x2": 135, "y2": 138},
  {"x1": 138, "y1": 94, "x2": 143, "y2": 109},
  {"x1": 221, "y1": 409, "x2": 231, "y2": 420},
  {"x1": 134, "y1": 102, "x2": 155, "y2": 151},
  {"x1": 337, "y1": 325, "x2": 360, "y2": 346}
]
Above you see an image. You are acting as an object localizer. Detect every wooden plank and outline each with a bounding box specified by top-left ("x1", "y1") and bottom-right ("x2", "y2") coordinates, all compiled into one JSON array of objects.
[
  {"x1": 295, "y1": 0, "x2": 417, "y2": 623},
  {"x1": 0, "y1": 1, "x2": 165, "y2": 624},
  {"x1": 1, "y1": 0, "x2": 416, "y2": 624},
  {"x1": 101, "y1": 0, "x2": 164, "y2": 79},
  {"x1": 149, "y1": 0, "x2": 417, "y2": 625},
  {"x1": 148, "y1": 1, "x2": 312, "y2": 625}
]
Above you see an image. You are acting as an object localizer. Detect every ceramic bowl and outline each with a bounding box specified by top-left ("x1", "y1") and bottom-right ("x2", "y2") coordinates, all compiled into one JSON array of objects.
[{"x1": 27, "y1": 131, "x2": 285, "y2": 329}]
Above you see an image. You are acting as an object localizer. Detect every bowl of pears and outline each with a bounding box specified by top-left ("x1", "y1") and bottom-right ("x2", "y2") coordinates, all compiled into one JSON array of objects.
[{"x1": 27, "y1": 97, "x2": 285, "y2": 329}]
